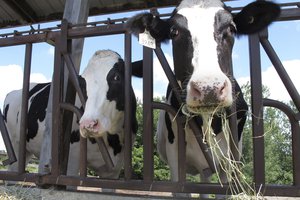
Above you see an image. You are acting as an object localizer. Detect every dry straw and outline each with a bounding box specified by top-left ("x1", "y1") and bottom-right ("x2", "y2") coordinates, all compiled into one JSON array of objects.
[{"x1": 181, "y1": 104, "x2": 263, "y2": 199}]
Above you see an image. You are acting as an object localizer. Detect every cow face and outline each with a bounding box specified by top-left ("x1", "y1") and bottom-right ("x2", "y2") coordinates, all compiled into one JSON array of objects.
[
  {"x1": 127, "y1": 0, "x2": 280, "y2": 113},
  {"x1": 79, "y1": 50, "x2": 142, "y2": 138}
]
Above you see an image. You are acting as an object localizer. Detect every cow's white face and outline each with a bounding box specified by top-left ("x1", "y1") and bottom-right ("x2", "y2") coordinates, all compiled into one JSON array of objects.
[
  {"x1": 79, "y1": 50, "x2": 125, "y2": 138},
  {"x1": 172, "y1": 2, "x2": 234, "y2": 113}
]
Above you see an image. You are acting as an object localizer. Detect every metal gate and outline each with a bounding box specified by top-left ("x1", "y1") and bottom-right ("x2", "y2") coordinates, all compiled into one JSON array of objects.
[{"x1": 0, "y1": 2, "x2": 299, "y2": 197}]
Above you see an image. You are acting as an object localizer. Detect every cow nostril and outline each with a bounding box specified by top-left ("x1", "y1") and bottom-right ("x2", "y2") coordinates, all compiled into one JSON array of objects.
[
  {"x1": 190, "y1": 81, "x2": 202, "y2": 98},
  {"x1": 220, "y1": 81, "x2": 227, "y2": 95}
]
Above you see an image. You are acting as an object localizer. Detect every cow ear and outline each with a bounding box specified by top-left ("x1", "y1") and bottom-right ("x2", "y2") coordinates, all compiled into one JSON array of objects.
[
  {"x1": 126, "y1": 13, "x2": 171, "y2": 43},
  {"x1": 131, "y1": 60, "x2": 143, "y2": 78},
  {"x1": 234, "y1": 1, "x2": 280, "y2": 35}
]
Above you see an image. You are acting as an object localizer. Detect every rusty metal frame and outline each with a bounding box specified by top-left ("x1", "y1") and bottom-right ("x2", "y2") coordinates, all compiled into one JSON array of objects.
[{"x1": 0, "y1": 1, "x2": 299, "y2": 197}]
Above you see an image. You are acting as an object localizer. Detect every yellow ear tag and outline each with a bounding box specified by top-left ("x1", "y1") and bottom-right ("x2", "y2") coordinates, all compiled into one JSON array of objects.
[{"x1": 139, "y1": 30, "x2": 156, "y2": 49}]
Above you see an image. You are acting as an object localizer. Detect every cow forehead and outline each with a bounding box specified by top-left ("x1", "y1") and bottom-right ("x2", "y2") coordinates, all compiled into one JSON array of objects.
[
  {"x1": 82, "y1": 50, "x2": 121, "y2": 82},
  {"x1": 177, "y1": 0, "x2": 223, "y2": 10},
  {"x1": 177, "y1": 7, "x2": 224, "y2": 70}
]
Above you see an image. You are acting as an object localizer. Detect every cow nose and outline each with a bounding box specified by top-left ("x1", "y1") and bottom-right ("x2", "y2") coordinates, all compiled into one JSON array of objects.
[
  {"x1": 80, "y1": 119, "x2": 99, "y2": 132},
  {"x1": 188, "y1": 79, "x2": 230, "y2": 106}
]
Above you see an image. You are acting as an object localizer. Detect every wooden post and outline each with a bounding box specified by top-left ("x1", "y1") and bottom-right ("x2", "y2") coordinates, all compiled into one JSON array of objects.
[{"x1": 38, "y1": 0, "x2": 89, "y2": 176}]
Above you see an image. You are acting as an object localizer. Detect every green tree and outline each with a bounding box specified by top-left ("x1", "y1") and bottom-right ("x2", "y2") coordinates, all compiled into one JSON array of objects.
[
  {"x1": 132, "y1": 98, "x2": 170, "y2": 180},
  {"x1": 240, "y1": 82, "x2": 293, "y2": 185}
]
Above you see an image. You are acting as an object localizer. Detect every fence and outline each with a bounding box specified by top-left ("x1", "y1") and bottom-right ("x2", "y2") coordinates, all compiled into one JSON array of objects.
[{"x1": 0, "y1": 2, "x2": 300, "y2": 197}]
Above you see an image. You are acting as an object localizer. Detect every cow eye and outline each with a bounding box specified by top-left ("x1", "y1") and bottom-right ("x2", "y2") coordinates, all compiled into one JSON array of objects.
[
  {"x1": 113, "y1": 74, "x2": 120, "y2": 81},
  {"x1": 169, "y1": 26, "x2": 179, "y2": 39},
  {"x1": 229, "y1": 23, "x2": 237, "y2": 34}
]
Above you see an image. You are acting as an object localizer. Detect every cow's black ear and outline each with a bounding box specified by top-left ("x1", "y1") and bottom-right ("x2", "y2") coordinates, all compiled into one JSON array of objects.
[
  {"x1": 131, "y1": 60, "x2": 143, "y2": 78},
  {"x1": 234, "y1": 1, "x2": 280, "y2": 35},
  {"x1": 126, "y1": 13, "x2": 171, "y2": 43}
]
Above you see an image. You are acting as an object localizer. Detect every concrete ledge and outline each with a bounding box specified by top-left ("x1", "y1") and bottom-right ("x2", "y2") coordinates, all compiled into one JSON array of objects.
[{"x1": 1, "y1": 185, "x2": 300, "y2": 200}]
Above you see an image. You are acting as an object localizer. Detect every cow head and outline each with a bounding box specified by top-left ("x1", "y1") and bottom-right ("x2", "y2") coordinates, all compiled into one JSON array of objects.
[
  {"x1": 79, "y1": 50, "x2": 142, "y2": 138},
  {"x1": 127, "y1": 0, "x2": 280, "y2": 114}
]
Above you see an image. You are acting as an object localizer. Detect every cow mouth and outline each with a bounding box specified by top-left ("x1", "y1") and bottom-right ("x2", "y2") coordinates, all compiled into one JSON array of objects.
[
  {"x1": 182, "y1": 104, "x2": 223, "y2": 116},
  {"x1": 80, "y1": 129, "x2": 105, "y2": 138}
]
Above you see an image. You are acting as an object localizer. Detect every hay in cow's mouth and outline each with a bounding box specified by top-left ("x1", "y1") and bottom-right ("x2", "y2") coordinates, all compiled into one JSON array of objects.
[{"x1": 181, "y1": 104, "x2": 262, "y2": 198}]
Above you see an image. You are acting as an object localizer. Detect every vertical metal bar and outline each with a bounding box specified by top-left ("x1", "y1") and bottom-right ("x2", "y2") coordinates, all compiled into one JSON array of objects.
[
  {"x1": 51, "y1": 39, "x2": 63, "y2": 176},
  {"x1": 248, "y1": 34, "x2": 265, "y2": 186},
  {"x1": 291, "y1": 118, "x2": 300, "y2": 186},
  {"x1": 177, "y1": 118, "x2": 186, "y2": 183},
  {"x1": 143, "y1": 46, "x2": 154, "y2": 182},
  {"x1": 124, "y1": 33, "x2": 133, "y2": 180},
  {"x1": 154, "y1": 47, "x2": 215, "y2": 173},
  {"x1": 227, "y1": 55, "x2": 239, "y2": 162},
  {"x1": 79, "y1": 138, "x2": 87, "y2": 177},
  {"x1": 18, "y1": 43, "x2": 32, "y2": 174},
  {"x1": 0, "y1": 109, "x2": 17, "y2": 166}
]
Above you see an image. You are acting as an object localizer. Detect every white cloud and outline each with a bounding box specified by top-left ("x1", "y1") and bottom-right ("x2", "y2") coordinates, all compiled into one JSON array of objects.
[
  {"x1": 0, "y1": 65, "x2": 50, "y2": 150},
  {"x1": 295, "y1": 21, "x2": 300, "y2": 32},
  {"x1": 153, "y1": 53, "x2": 174, "y2": 97},
  {"x1": 232, "y1": 51, "x2": 239, "y2": 60},
  {"x1": 237, "y1": 59, "x2": 300, "y2": 103},
  {"x1": 48, "y1": 47, "x2": 54, "y2": 56}
]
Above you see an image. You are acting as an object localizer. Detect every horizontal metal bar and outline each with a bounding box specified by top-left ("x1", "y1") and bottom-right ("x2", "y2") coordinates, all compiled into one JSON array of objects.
[
  {"x1": 0, "y1": 24, "x2": 125, "y2": 47},
  {"x1": 60, "y1": 103, "x2": 83, "y2": 120}
]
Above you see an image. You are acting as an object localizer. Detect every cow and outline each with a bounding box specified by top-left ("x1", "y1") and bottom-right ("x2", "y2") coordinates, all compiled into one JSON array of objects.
[
  {"x1": 3, "y1": 50, "x2": 142, "y2": 180},
  {"x1": 127, "y1": 0, "x2": 280, "y2": 197}
]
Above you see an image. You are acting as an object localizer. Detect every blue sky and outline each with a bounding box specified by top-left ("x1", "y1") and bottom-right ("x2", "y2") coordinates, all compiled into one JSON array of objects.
[{"x1": 0, "y1": 0, "x2": 299, "y2": 150}]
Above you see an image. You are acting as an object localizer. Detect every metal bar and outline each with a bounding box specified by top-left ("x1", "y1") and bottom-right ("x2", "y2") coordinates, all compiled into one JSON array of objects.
[
  {"x1": 124, "y1": 32, "x2": 133, "y2": 180},
  {"x1": 152, "y1": 102, "x2": 186, "y2": 182},
  {"x1": 263, "y1": 99, "x2": 300, "y2": 186},
  {"x1": 63, "y1": 53, "x2": 86, "y2": 107},
  {"x1": 51, "y1": 38, "x2": 63, "y2": 177},
  {"x1": 249, "y1": 33, "x2": 265, "y2": 186},
  {"x1": 59, "y1": 103, "x2": 83, "y2": 120},
  {"x1": 143, "y1": 46, "x2": 154, "y2": 182},
  {"x1": 18, "y1": 43, "x2": 32, "y2": 174},
  {"x1": 259, "y1": 33, "x2": 300, "y2": 112},
  {"x1": 59, "y1": 102, "x2": 87, "y2": 177},
  {"x1": 154, "y1": 46, "x2": 216, "y2": 173},
  {"x1": 79, "y1": 137, "x2": 88, "y2": 177},
  {"x1": 95, "y1": 138, "x2": 114, "y2": 170},
  {"x1": 0, "y1": 109, "x2": 17, "y2": 166}
]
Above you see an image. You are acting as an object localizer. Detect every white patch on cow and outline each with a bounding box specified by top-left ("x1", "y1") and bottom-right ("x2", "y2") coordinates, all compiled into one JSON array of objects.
[
  {"x1": 177, "y1": 6, "x2": 233, "y2": 109},
  {"x1": 178, "y1": 6, "x2": 222, "y2": 75},
  {"x1": 80, "y1": 50, "x2": 124, "y2": 137}
]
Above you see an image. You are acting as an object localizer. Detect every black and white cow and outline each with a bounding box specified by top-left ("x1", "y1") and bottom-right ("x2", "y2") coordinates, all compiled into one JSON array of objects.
[
  {"x1": 127, "y1": 0, "x2": 279, "y2": 194},
  {"x1": 3, "y1": 50, "x2": 142, "y2": 179}
]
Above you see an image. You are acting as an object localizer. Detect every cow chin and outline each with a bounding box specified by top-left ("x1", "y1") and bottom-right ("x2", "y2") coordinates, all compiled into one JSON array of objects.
[{"x1": 80, "y1": 128, "x2": 107, "y2": 138}]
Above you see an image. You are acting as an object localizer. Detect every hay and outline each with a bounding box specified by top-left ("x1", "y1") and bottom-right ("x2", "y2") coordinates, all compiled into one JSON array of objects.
[
  {"x1": 0, "y1": 184, "x2": 42, "y2": 200},
  {"x1": 182, "y1": 104, "x2": 262, "y2": 199}
]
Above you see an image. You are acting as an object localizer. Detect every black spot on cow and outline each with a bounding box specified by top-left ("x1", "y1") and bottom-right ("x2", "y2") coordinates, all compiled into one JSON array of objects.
[
  {"x1": 3, "y1": 104, "x2": 9, "y2": 122},
  {"x1": 165, "y1": 112, "x2": 174, "y2": 144},
  {"x1": 107, "y1": 133, "x2": 122, "y2": 156},
  {"x1": 78, "y1": 75, "x2": 88, "y2": 100},
  {"x1": 70, "y1": 130, "x2": 80, "y2": 144},
  {"x1": 27, "y1": 83, "x2": 51, "y2": 142},
  {"x1": 106, "y1": 59, "x2": 126, "y2": 112}
]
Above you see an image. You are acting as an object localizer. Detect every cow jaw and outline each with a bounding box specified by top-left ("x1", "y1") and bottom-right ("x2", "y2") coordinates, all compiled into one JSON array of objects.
[{"x1": 79, "y1": 100, "x2": 124, "y2": 138}]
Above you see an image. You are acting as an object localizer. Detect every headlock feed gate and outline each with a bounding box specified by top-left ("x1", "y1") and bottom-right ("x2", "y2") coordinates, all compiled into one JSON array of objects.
[{"x1": 0, "y1": 0, "x2": 300, "y2": 198}]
